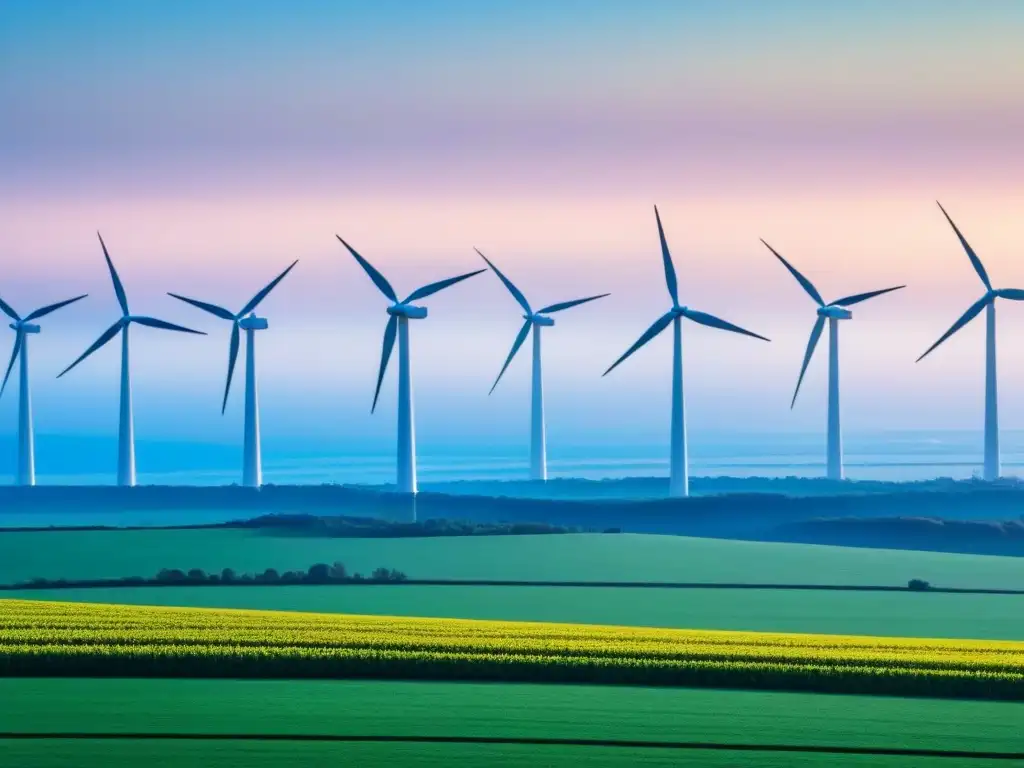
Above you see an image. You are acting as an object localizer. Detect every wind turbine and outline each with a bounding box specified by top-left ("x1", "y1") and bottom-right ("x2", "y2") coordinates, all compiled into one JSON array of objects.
[
  {"x1": 0, "y1": 293, "x2": 88, "y2": 485},
  {"x1": 762, "y1": 240, "x2": 904, "y2": 481},
  {"x1": 917, "y1": 201, "x2": 1024, "y2": 481},
  {"x1": 604, "y1": 206, "x2": 770, "y2": 498},
  {"x1": 168, "y1": 260, "x2": 298, "y2": 488},
  {"x1": 476, "y1": 248, "x2": 608, "y2": 481},
  {"x1": 58, "y1": 233, "x2": 205, "y2": 487},
  {"x1": 337, "y1": 235, "x2": 485, "y2": 494}
]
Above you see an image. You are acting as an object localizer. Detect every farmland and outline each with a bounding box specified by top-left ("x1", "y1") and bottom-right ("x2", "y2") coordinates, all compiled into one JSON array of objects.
[
  {"x1": 3, "y1": 530, "x2": 1024, "y2": 590},
  {"x1": 3, "y1": 599, "x2": 1023, "y2": 699},
  {"x1": 2, "y1": 678, "x2": 1023, "y2": 767}
]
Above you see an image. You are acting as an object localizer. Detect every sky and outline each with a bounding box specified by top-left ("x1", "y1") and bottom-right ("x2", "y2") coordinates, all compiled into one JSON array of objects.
[{"x1": 1, "y1": 0, "x2": 1024, "y2": 466}]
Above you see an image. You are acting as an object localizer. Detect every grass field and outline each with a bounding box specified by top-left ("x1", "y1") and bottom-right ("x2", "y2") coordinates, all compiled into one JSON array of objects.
[
  {"x1": 10, "y1": 584, "x2": 1024, "y2": 640},
  {"x1": 2, "y1": 678, "x2": 1022, "y2": 767},
  {"x1": 4, "y1": 599, "x2": 1022, "y2": 699},
  {"x1": 3, "y1": 530, "x2": 1024, "y2": 589}
]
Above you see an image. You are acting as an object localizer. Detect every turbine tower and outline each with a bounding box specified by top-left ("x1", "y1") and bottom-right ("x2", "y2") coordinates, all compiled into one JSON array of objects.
[
  {"x1": 762, "y1": 240, "x2": 904, "y2": 481},
  {"x1": 917, "y1": 202, "x2": 1024, "y2": 481},
  {"x1": 477, "y1": 248, "x2": 608, "y2": 481},
  {"x1": 337, "y1": 235, "x2": 484, "y2": 494},
  {"x1": 58, "y1": 233, "x2": 205, "y2": 487},
  {"x1": 0, "y1": 293, "x2": 87, "y2": 485},
  {"x1": 604, "y1": 206, "x2": 770, "y2": 498},
  {"x1": 169, "y1": 260, "x2": 298, "y2": 488}
]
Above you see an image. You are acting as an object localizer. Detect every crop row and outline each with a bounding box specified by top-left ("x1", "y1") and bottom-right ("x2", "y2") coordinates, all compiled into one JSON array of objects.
[{"x1": 2, "y1": 599, "x2": 1022, "y2": 700}]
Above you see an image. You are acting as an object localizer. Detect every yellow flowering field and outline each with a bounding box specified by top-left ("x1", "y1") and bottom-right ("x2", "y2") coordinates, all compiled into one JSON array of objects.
[{"x1": 2, "y1": 599, "x2": 1022, "y2": 700}]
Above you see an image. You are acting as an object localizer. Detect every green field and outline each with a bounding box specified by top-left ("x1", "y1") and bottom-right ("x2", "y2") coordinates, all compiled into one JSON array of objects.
[
  {"x1": 11, "y1": 584, "x2": 1024, "y2": 640},
  {"x1": 2, "y1": 679, "x2": 1021, "y2": 767},
  {"x1": 2, "y1": 530, "x2": 1023, "y2": 589}
]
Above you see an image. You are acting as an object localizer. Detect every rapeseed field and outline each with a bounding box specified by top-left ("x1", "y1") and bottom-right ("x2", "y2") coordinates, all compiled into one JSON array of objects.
[{"x1": 2, "y1": 599, "x2": 1021, "y2": 700}]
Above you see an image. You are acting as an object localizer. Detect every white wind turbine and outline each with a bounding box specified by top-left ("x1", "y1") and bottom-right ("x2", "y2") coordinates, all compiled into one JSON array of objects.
[
  {"x1": 0, "y1": 292, "x2": 87, "y2": 485},
  {"x1": 604, "y1": 206, "x2": 770, "y2": 498},
  {"x1": 761, "y1": 240, "x2": 904, "y2": 480},
  {"x1": 58, "y1": 233, "x2": 205, "y2": 487},
  {"x1": 917, "y1": 201, "x2": 1024, "y2": 481},
  {"x1": 168, "y1": 260, "x2": 298, "y2": 488},
  {"x1": 477, "y1": 249, "x2": 608, "y2": 481},
  {"x1": 337, "y1": 235, "x2": 484, "y2": 494}
]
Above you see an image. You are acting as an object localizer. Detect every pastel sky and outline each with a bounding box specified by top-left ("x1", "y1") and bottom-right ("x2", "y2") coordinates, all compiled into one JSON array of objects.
[{"x1": 1, "y1": 0, "x2": 1024, "y2": 457}]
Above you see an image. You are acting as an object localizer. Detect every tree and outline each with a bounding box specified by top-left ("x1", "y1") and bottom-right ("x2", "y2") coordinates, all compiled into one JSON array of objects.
[{"x1": 307, "y1": 563, "x2": 331, "y2": 583}]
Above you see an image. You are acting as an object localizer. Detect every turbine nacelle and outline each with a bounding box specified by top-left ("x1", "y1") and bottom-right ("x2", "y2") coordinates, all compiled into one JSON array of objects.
[
  {"x1": 529, "y1": 314, "x2": 555, "y2": 327},
  {"x1": 11, "y1": 323, "x2": 40, "y2": 334},
  {"x1": 817, "y1": 306, "x2": 852, "y2": 320},
  {"x1": 387, "y1": 303, "x2": 428, "y2": 320},
  {"x1": 239, "y1": 314, "x2": 269, "y2": 331}
]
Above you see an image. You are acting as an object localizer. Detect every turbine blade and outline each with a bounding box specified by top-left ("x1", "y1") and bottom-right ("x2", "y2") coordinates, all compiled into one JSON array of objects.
[
  {"x1": 475, "y1": 249, "x2": 531, "y2": 314},
  {"x1": 603, "y1": 311, "x2": 674, "y2": 376},
  {"x1": 998, "y1": 289, "x2": 1024, "y2": 301},
  {"x1": 790, "y1": 315, "x2": 826, "y2": 408},
  {"x1": 168, "y1": 293, "x2": 235, "y2": 321},
  {"x1": 937, "y1": 201, "x2": 991, "y2": 290},
  {"x1": 654, "y1": 205, "x2": 679, "y2": 306},
  {"x1": 132, "y1": 316, "x2": 206, "y2": 335},
  {"x1": 24, "y1": 294, "x2": 88, "y2": 322},
  {"x1": 681, "y1": 308, "x2": 771, "y2": 342},
  {"x1": 222, "y1": 322, "x2": 241, "y2": 414},
  {"x1": 831, "y1": 285, "x2": 905, "y2": 307},
  {"x1": 372, "y1": 315, "x2": 398, "y2": 413},
  {"x1": 97, "y1": 232, "x2": 129, "y2": 315},
  {"x1": 489, "y1": 319, "x2": 532, "y2": 395},
  {"x1": 405, "y1": 269, "x2": 486, "y2": 302},
  {"x1": 58, "y1": 319, "x2": 124, "y2": 378},
  {"x1": 0, "y1": 295, "x2": 20, "y2": 322},
  {"x1": 537, "y1": 293, "x2": 610, "y2": 314},
  {"x1": 916, "y1": 294, "x2": 991, "y2": 363},
  {"x1": 761, "y1": 239, "x2": 825, "y2": 306},
  {"x1": 0, "y1": 333, "x2": 23, "y2": 399},
  {"x1": 240, "y1": 260, "x2": 299, "y2": 317},
  {"x1": 336, "y1": 235, "x2": 397, "y2": 302}
]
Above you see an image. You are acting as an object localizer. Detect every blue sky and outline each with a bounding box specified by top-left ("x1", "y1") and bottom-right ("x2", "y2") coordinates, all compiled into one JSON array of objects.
[{"x1": 1, "y1": 0, "x2": 1024, "y2": 464}]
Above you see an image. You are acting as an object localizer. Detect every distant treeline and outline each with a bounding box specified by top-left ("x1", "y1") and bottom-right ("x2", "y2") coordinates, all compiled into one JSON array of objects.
[
  {"x1": 9, "y1": 562, "x2": 407, "y2": 590},
  {"x1": 4, "y1": 477, "x2": 1024, "y2": 532},
  {"x1": 226, "y1": 515, "x2": 577, "y2": 538}
]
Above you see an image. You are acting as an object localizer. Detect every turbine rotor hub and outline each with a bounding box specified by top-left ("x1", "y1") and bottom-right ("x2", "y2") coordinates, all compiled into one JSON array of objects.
[
  {"x1": 388, "y1": 303, "x2": 428, "y2": 319},
  {"x1": 817, "y1": 305, "x2": 852, "y2": 320},
  {"x1": 529, "y1": 314, "x2": 555, "y2": 327},
  {"x1": 239, "y1": 315, "x2": 269, "y2": 330},
  {"x1": 13, "y1": 322, "x2": 40, "y2": 334}
]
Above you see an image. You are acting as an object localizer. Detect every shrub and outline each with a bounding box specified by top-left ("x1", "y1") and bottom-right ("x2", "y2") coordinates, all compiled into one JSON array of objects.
[{"x1": 908, "y1": 579, "x2": 931, "y2": 592}]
